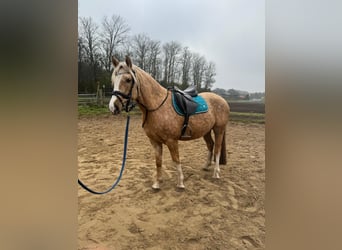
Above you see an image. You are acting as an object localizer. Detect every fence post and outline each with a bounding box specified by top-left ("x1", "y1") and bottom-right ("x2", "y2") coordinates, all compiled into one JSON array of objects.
[
  {"x1": 96, "y1": 82, "x2": 104, "y2": 107},
  {"x1": 102, "y1": 85, "x2": 105, "y2": 106}
]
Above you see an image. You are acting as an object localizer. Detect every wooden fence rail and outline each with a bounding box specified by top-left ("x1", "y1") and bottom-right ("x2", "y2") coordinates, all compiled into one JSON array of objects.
[{"x1": 78, "y1": 94, "x2": 97, "y2": 104}]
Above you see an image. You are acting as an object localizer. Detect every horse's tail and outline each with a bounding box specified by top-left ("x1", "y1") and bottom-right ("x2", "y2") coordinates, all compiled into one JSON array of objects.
[{"x1": 219, "y1": 131, "x2": 227, "y2": 165}]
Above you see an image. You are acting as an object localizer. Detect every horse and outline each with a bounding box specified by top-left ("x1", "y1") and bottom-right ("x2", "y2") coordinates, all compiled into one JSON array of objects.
[{"x1": 109, "y1": 56, "x2": 230, "y2": 189}]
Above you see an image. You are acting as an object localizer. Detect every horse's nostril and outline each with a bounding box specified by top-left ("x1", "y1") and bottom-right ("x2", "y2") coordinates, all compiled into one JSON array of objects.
[{"x1": 113, "y1": 104, "x2": 121, "y2": 115}]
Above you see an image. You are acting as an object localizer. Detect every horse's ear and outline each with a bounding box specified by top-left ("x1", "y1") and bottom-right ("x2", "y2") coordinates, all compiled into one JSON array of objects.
[
  {"x1": 112, "y1": 56, "x2": 119, "y2": 67},
  {"x1": 125, "y1": 55, "x2": 132, "y2": 69}
]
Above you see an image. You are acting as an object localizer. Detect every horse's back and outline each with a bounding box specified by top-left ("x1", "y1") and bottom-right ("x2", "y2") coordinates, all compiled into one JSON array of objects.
[
  {"x1": 199, "y1": 92, "x2": 230, "y2": 126},
  {"x1": 143, "y1": 91, "x2": 229, "y2": 141}
]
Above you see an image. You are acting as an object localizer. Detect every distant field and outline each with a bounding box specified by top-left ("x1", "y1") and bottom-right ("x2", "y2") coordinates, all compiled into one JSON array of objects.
[{"x1": 228, "y1": 101, "x2": 265, "y2": 114}]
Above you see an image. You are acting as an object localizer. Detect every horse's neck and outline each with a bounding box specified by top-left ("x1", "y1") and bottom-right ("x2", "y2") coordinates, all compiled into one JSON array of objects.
[{"x1": 135, "y1": 68, "x2": 167, "y2": 110}]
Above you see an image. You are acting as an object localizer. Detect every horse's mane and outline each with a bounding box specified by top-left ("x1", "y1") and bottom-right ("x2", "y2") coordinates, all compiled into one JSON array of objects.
[{"x1": 133, "y1": 66, "x2": 166, "y2": 96}]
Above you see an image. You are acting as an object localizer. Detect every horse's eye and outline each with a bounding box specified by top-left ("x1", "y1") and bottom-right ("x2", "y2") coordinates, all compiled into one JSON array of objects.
[{"x1": 126, "y1": 78, "x2": 131, "y2": 83}]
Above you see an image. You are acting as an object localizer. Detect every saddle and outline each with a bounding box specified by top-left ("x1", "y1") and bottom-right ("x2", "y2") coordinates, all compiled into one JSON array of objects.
[
  {"x1": 172, "y1": 86, "x2": 199, "y2": 138},
  {"x1": 175, "y1": 85, "x2": 198, "y2": 98}
]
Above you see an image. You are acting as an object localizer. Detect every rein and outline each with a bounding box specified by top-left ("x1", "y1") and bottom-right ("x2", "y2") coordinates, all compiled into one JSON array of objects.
[
  {"x1": 78, "y1": 115, "x2": 130, "y2": 195},
  {"x1": 137, "y1": 89, "x2": 169, "y2": 127}
]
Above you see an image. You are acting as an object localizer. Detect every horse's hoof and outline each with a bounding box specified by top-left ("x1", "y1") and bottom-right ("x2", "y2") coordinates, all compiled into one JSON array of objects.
[
  {"x1": 212, "y1": 174, "x2": 220, "y2": 179},
  {"x1": 152, "y1": 183, "x2": 160, "y2": 190},
  {"x1": 213, "y1": 168, "x2": 221, "y2": 179},
  {"x1": 176, "y1": 185, "x2": 185, "y2": 192},
  {"x1": 212, "y1": 171, "x2": 220, "y2": 178}
]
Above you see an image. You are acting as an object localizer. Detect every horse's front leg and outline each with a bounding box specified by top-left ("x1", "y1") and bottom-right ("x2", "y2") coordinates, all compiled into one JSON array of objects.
[
  {"x1": 166, "y1": 140, "x2": 185, "y2": 189},
  {"x1": 150, "y1": 139, "x2": 163, "y2": 190}
]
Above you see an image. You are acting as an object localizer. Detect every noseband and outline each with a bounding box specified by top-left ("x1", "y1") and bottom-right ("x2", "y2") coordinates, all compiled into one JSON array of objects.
[{"x1": 112, "y1": 70, "x2": 137, "y2": 113}]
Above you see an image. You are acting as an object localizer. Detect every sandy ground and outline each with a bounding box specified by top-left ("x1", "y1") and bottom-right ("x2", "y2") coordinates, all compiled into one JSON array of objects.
[{"x1": 78, "y1": 114, "x2": 265, "y2": 250}]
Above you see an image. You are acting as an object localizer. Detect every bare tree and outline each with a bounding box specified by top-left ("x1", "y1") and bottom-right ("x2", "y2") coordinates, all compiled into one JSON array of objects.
[
  {"x1": 203, "y1": 61, "x2": 216, "y2": 90},
  {"x1": 162, "y1": 43, "x2": 170, "y2": 85},
  {"x1": 162, "y1": 41, "x2": 182, "y2": 85},
  {"x1": 101, "y1": 15, "x2": 130, "y2": 72},
  {"x1": 148, "y1": 40, "x2": 161, "y2": 79},
  {"x1": 79, "y1": 17, "x2": 101, "y2": 86},
  {"x1": 191, "y1": 53, "x2": 207, "y2": 90},
  {"x1": 130, "y1": 34, "x2": 162, "y2": 81},
  {"x1": 121, "y1": 42, "x2": 133, "y2": 59},
  {"x1": 180, "y1": 46, "x2": 192, "y2": 89},
  {"x1": 78, "y1": 36, "x2": 85, "y2": 76},
  {"x1": 78, "y1": 37, "x2": 85, "y2": 63},
  {"x1": 78, "y1": 36, "x2": 88, "y2": 91},
  {"x1": 153, "y1": 57, "x2": 163, "y2": 82},
  {"x1": 131, "y1": 33, "x2": 151, "y2": 71},
  {"x1": 169, "y1": 41, "x2": 182, "y2": 84}
]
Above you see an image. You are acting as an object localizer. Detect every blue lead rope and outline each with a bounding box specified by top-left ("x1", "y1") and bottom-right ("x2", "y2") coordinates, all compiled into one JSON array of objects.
[{"x1": 78, "y1": 115, "x2": 130, "y2": 195}]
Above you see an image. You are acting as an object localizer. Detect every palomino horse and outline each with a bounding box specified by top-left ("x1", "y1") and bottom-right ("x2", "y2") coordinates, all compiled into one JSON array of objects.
[{"x1": 109, "y1": 56, "x2": 229, "y2": 189}]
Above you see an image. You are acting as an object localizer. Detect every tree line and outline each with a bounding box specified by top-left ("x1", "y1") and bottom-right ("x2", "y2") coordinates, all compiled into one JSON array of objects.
[{"x1": 78, "y1": 15, "x2": 216, "y2": 93}]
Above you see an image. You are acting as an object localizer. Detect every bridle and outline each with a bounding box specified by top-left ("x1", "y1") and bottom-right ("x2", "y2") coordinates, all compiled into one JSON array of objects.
[
  {"x1": 111, "y1": 68, "x2": 169, "y2": 125},
  {"x1": 112, "y1": 66, "x2": 170, "y2": 127},
  {"x1": 111, "y1": 69, "x2": 137, "y2": 113}
]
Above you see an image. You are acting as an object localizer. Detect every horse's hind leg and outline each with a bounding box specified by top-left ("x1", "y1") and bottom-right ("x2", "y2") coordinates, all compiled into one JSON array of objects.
[
  {"x1": 165, "y1": 140, "x2": 185, "y2": 189},
  {"x1": 149, "y1": 139, "x2": 163, "y2": 190},
  {"x1": 213, "y1": 127, "x2": 225, "y2": 178},
  {"x1": 202, "y1": 131, "x2": 214, "y2": 171}
]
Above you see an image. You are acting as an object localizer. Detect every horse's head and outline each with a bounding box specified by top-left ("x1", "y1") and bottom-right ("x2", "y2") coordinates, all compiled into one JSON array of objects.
[{"x1": 109, "y1": 56, "x2": 138, "y2": 115}]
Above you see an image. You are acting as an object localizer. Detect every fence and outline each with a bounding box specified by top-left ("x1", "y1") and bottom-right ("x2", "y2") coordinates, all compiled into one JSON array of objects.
[
  {"x1": 78, "y1": 93, "x2": 97, "y2": 105},
  {"x1": 78, "y1": 94, "x2": 112, "y2": 105}
]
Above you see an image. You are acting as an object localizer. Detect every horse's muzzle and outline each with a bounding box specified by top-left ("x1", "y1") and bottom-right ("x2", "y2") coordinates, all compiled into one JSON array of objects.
[
  {"x1": 113, "y1": 109, "x2": 121, "y2": 115},
  {"x1": 112, "y1": 104, "x2": 121, "y2": 115}
]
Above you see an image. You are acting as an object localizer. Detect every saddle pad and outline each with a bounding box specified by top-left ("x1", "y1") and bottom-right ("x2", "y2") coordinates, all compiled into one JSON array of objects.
[{"x1": 172, "y1": 93, "x2": 209, "y2": 116}]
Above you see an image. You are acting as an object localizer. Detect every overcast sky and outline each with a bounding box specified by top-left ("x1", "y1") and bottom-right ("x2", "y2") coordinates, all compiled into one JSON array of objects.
[{"x1": 79, "y1": 0, "x2": 264, "y2": 92}]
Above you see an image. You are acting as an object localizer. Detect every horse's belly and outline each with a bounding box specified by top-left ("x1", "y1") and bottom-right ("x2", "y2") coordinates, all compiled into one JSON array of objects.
[
  {"x1": 144, "y1": 110, "x2": 216, "y2": 141},
  {"x1": 188, "y1": 113, "x2": 215, "y2": 138}
]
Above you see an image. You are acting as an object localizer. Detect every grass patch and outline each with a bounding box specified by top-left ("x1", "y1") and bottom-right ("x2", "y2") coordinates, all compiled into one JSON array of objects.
[
  {"x1": 78, "y1": 105, "x2": 142, "y2": 116},
  {"x1": 78, "y1": 105, "x2": 109, "y2": 116},
  {"x1": 230, "y1": 112, "x2": 265, "y2": 124}
]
